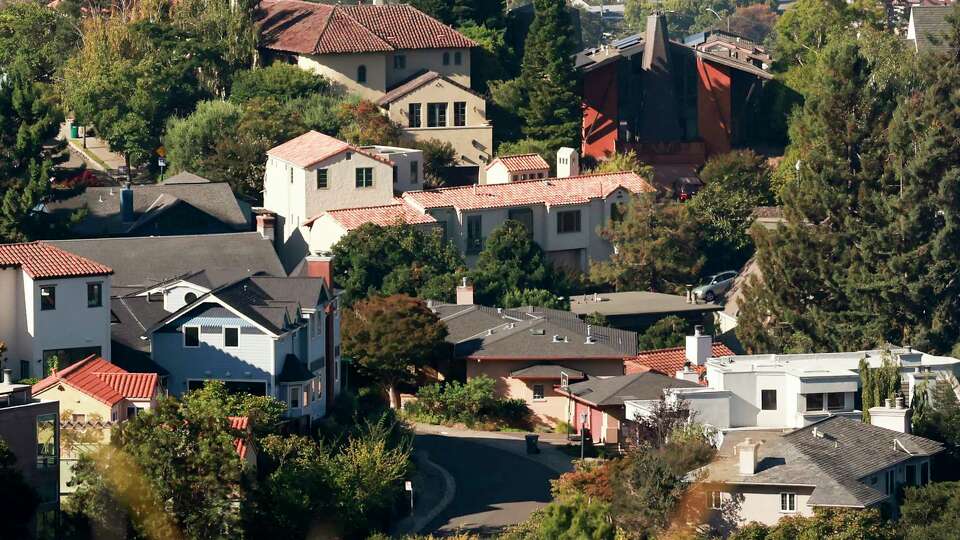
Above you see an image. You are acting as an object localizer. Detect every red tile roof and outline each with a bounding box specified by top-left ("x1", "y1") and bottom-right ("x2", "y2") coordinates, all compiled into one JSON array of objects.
[
  {"x1": 310, "y1": 199, "x2": 438, "y2": 230},
  {"x1": 626, "y1": 342, "x2": 734, "y2": 385},
  {"x1": 268, "y1": 131, "x2": 393, "y2": 169},
  {"x1": 257, "y1": 0, "x2": 476, "y2": 55},
  {"x1": 402, "y1": 172, "x2": 655, "y2": 211},
  {"x1": 486, "y1": 154, "x2": 550, "y2": 173},
  {"x1": 377, "y1": 71, "x2": 480, "y2": 105},
  {"x1": 229, "y1": 416, "x2": 251, "y2": 460},
  {"x1": 0, "y1": 241, "x2": 113, "y2": 280},
  {"x1": 32, "y1": 356, "x2": 158, "y2": 406}
]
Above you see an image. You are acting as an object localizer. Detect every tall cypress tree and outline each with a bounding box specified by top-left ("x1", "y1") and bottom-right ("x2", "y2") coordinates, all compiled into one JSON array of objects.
[{"x1": 518, "y1": 0, "x2": 580, "y2": 148}]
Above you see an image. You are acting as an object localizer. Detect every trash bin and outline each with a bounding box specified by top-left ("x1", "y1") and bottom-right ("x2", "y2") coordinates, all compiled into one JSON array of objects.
[
  {"x1": 525, "y1": 434, "x2": 540, "y2": 454},
  {"x1": 69, "y1": 124, "x2": 79, "y2": 139}
]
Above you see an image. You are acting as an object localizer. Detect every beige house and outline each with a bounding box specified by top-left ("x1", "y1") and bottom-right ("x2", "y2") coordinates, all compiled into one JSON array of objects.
[{"x1": 256, "y1": 1, "x2": 491, "y2": 171}]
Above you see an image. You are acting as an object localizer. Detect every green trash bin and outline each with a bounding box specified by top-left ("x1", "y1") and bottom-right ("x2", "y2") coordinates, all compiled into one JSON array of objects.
[{"x1": 69, "y1": 124, "x2": 79, "y2": 139}]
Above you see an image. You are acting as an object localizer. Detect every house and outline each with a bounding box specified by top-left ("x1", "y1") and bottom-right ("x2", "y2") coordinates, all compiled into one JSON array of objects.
[
  {"x1": 48, "y1": 232, "x2": 287, "y2": 377},
  {"x1": 558, "y1": 369, "x2": 699, "y2": 444},
  {"x1": 31, "y1": 355, "x2": 159, "y2": 493},
  {"x1": 665, "y1": 346, "x2": 960, "y2": 430},
  {"x1": 577, "y1": 13, "x2": 773, "y2": 165},
  {"x1": 695, "y1": 416, "x2": 942, "y2": 528},
  {"x1": 682, "y1": 29, "x2": 771, "y2": 71},
  {"x1": 262, "y1": 131, "x2": 424, "y2": 268},
  {"x1": 570, "y1": 291, "x2": 724, "y2": 332},
  {"x1": 906, "y1": 6, "x2": 953, "y2": 54},
  {"x1": 43, "y1": 175, "x2": 251, "y2": 238},
  {"x1": 304, "y1": 199, "x2": 442, "y2": 253},
  {"x1": 626, "y1": 327, "x2": 735, "y2": 381},
  {"x1": 483, "y1": 154, "x2": 551, "y2": 185},
  {"x1": 144, "y1": 269, "x2": 341, "y2": 423},
  {"x1": 431, "y1": 286, "x2": 638, "y2": 426},
  {"x1": 0, "y1": 241, "x2": 113, "y2": 380},
  {"x1": 0, "y1": 368, "x2": 59, "y2": 536},
  {"x1": 304, "y1": 166, "x2": 655, "y2": 271},
  {"x1": 256, "y1": 1, "x2": 493, "y2": 173}
]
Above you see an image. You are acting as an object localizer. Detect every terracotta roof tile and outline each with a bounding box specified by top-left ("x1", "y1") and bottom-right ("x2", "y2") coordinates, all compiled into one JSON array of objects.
[
  {"x1": 627, "y1": 342, "x2": 734, "y2": 385},
  {"x1": 487, "y1": 154, "x2": 550, "y2": 173},
  {"x1": 257, "y1": 0, "x2": 475, "y2": 55},
  {"x1": 312, "y1": 199, "x2": 438, "y2": 230},
  {"x1": 267, "y1": 131, "x2": 393, "y2": 169},
  {"x1": 229, "y1": 416, "x2": 250, "y2": 460},
  {"x1": 32, "y1": 356, "x2": 157, "y2": 406},
  {"x1": 0, "y1": 241, "x2": 113, "y2": 280},
  {"x1": 402, "y1": 171, "x2": 655, "y2": 212}
]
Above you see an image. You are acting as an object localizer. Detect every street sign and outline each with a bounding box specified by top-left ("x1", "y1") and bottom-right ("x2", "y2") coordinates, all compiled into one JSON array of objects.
[
  {"x1": 158, "y1": 157, "x2": 167, "y2": 168},
  {"x1": 404, "y1": 481, "x2": 412, "y2": 492}
]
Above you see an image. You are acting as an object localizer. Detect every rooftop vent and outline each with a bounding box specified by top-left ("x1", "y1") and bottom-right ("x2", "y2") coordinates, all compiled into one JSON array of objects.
[
  {"x1": 584, "y1": 336, "x2": 597, "y2": 345},
  {"x1": 552, "y1": 334, "x2": 569, "y2": 343},
  {"x1": 530, "y1": 328, "x2": 546, "y2": 336}
]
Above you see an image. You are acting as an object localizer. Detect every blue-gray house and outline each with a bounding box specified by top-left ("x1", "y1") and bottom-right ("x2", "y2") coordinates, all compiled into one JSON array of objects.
[{"x1": 145, "y1": 274, "x2": 341, "y2": 421}]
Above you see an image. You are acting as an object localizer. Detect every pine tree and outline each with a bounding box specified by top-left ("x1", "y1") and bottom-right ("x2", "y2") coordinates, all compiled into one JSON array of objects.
[{"x1": 518, "y1": 0, "x2": 580, "y2": 148}]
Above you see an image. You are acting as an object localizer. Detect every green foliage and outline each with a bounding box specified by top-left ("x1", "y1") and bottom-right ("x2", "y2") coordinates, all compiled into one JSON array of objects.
[
  {"x1": 494, "y1": 136, "x2": 555, "y2": 171},
  {"x1": 912, "y1": 378, "x2": 960, "y2": 476},
  {"x1": 728, "y1": 4, "x2": 778, "y2": 43},
  {"x1": 611, "y1": 444, "x2": 693, "y2": 536},
  {"x1": 458, "y1": 23, "x2": 514, "y2": 92},
  {"x1": 331, "y1": 223, "x2": 465, "y2": 305},
  {"x1": 229, "y1": 63, "x2": 331, "y2": 104},
  {"x1": 470, "y1": 220, "x2": 565, "y2": 305},
  {"x1": 405, "y1": 375, "x2": 532, "y2": 428},
  {"x1": 591, "y1": 195, "x2": 704, "y2": 293},
  {"x1": 342, "y1": 294, "x2": 449, "y2": 409},
  {"x1": 537, "y1": 494, "x2": 615, "y2": 540},
  {"x1": 488, "y1": 78, "x2": 527, "y2": 146},
  {"x1": 0, "y1": 437, "x2": 39, "y2": 539},
  {"x1": 502, "y1": 288, "x2": 567, "y2": 310},
  {"x1": 729, "y1": 508, "x2": 897, "y2": 540},
  {"x1": 413, "y1": 138, "x2": 458, "y2": 187},
  {"x1": 637, "y1": 316, "x2": 692, "y2": 352},
  {"x1": 339, "y1": 99, "x2": 403, "y2": 146},
  {"x1": 165, "y1": 99, "x2": 244, "y2": 174},
  {"x1": 408, "y1": 0, "x2": 506, "y2": 29},
  {"x1": 0, "y1": 159, "x2": 53, "y2": 243},
  {"x1": 589, "y1": 150, "x2": 655, "y2": 179},
  {"x1": 187, "y1": 380, "x2": 287, "y2": 439},
  {"x1": 0, "y1": 2, "x2": 79, "y2": 82},
  {"x1": 584, "y1": 311, "x2": 609, "y2": 327},
  {"x1": 901, "y1": 481, "x2": 960, "y2": 540},
  {"x1": 625, "y1": 0, "x2": 735, "y2": 39},
  {"x1": 517, "y1": 0, "x2": 580, "y2": 148}
]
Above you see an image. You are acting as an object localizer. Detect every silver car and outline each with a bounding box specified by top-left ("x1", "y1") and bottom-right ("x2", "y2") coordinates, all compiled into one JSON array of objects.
[{"x1": 693, "y1": 271, "x2": 738, "y2": 303}]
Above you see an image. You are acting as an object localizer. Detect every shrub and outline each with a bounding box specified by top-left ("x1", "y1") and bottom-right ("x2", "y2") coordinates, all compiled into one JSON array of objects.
[{"x1": 405, "y1": 376, "x2": 531, "y2": 429}]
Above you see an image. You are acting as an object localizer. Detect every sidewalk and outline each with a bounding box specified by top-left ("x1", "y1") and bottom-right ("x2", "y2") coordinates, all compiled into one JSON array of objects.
[
  {"x1": 59, "y1": 122, "x2": 126, "y2": 172},
  {"x1": 414, "y1": 423, "x2": 574, "y2": 475}
]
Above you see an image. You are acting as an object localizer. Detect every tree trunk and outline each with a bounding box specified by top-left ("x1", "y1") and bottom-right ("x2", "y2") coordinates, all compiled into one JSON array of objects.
[{"x1": 388, "y1": 384, "x2": 401, "y2": 410}]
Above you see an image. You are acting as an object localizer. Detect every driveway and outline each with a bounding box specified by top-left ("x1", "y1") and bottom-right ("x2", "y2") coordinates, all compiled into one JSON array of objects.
[{"x1": 416, "y1": 430, "x2": 566, "y2": 536}]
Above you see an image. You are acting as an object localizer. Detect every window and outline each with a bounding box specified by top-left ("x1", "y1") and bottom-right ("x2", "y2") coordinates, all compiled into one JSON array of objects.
[
  {"x1": 224, "y1": 327, "x2": 239, "y2": 348},
  {"x1": 466, "y1": 214, "x2": 483, "y2": 254},
  {"x1": 709, "y1": 491, "x2": 723, "y2": 510},
  {"x1": 454, "y1": 101, "x2": 466, "y2": 126},
  {"x1": 427, "y1": 102, "x2": 447, "y2": 127},
  {"x1": 761, "y1": 389, "x2": 777, "y2": 410},
  {"x1": 392, "y1": 165, "x2": 398, "y2": 184},
  {"x1": 408, "y1": 103, "x2": 422, "y2": 128},
  {"x1": 317, "y1": 168, "x2": 328, "y2": 189},
  {"x1": 885, "y1": 469, "x2": 895, "y2": 495},
  {"x1": 335, "y1": 344, "x2": 341, "y2": 358},
  {"x1": 443, "y1": 51, "x2": 450, "y2": 65},
  {"x1": 410, "y1": 161, "x2": 419, "y2": 183},
  {"x1": 827, "y1": 392, "x2": 845, "y2": 411},
  {"x1": 611, "y1": 202, "x2": 627, "y2": 222},
  {"x1": 557, "y1": 210, "x2": 582, "y2": 234},
  {"x1": 508, "y1": 208, "x2": 534, "y2": 234},
  {"x1": 532, "y1": 384, "x2": 545, "y2": 401},
  {"x1": 921, "y1": 462, "x2": 930, "y2": 485},
  {"x1": 20, "y1": 360, "x2": 29, "y2": 380},
  {"x1": 289, "y1": 384, "x2": 301, "y2": 409},
  {"x1": 779, "y1": 492, "x2": 796, "y2": 513},
  {"x1": 71, "y1": 413, "x2": 86, "y2": 423},
  {"x1": 805, "y1": 393, "x2": 824, "y2": 411},
  {"x1": 87, "y1": 282, "x2": 103, "y2": 308},
  {"x1": 345, "y1": 151, "x2": 352, "y2": 160},
  {"x1": 37, "y1": 413, "x2": 57, "y2": 469},
  {"x1": 906, "y1": 464, "x2": 917, "y2": 486},
  {"x1": 454, "y1": 51, "x2": 463, "y2": 65},
  {"x1": 127, "y1": 406, "x2": 137, "y2": 419},
  {"x1": 183, "y1": 326, "x2": 200, "y2": 348},
  {"x1": 40, "y1": 285, "x2": 55, "y2": 310},
  {"x1": 393, "y1": 54, "x2": 406, "y2": 69},
  {"x1": 355, "y1": 167, "x2": 374, "y2": 188},
  {"x1": 357, "y1": 65, "x2": 367, "y2": 83}
]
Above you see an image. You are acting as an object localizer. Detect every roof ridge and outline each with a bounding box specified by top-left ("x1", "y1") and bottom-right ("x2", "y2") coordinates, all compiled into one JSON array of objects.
[
  {"x1": 330, "y1": 4, "x2": 394, "y2": 52},
  {"x1": 406, "y1": 171, "x2": 642, "y2": 195}
]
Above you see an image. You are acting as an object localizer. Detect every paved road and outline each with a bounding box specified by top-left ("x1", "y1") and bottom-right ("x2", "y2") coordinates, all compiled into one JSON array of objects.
[{"x1": 417, "y1": 433, "x2": 558, "y2": 536}]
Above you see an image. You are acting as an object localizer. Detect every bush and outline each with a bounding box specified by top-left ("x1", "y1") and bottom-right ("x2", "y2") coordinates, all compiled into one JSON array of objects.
[
  {"x1": 404, "y1": 375, "x2": 532, "y2": 429},
  {"x1": 229, "y1": 63, "x2": 331, "y2": 103}
]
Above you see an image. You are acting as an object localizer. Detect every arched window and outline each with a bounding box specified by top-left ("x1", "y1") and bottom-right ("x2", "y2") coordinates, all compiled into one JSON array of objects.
[{"x1": 357, "y1": 65, "x2": 367, "y2": 83}]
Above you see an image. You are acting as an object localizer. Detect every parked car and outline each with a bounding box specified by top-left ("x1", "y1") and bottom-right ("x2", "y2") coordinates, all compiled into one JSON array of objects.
[{"x1": 693, "y1": 271, "x2": 738, "y2": 302}]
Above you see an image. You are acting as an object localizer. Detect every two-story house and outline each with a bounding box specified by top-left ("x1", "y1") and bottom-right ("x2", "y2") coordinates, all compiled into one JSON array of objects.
[
  {"x1": 262, "y1": 130, "x2": 424, "y2": 269},
  {"x1": 144, "y1": 271, "x2": 341, "y2": 422},
  {"x1": 0, "y1": 242, "x2": 113, "y2": 380},
  {"x1": 256, "y1": 1, "x2": 493, "y2": 173}
]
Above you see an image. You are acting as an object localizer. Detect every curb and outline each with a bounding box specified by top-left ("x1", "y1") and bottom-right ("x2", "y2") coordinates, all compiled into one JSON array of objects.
[
  {"x1": 65, "y1": 138, "x2": 107, "y2": 172},
  {"x1": 395, "y1": 450, "x2": 456, "y2": 535}
]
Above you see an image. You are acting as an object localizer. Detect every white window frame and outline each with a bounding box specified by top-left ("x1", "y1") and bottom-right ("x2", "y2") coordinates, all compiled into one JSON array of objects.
[
  {"x1": 709, "y1": 491, "x2": 723, "y2": 510},
  {"x1": 183, "y1": 326, "x2": 201, "y2": 348},
  {"x1": 40, "y1": 285, "x2": 56, "y2": 311},
  {"x1": 532, "y1": 384, "x2": 545, "y2": 401},
  {"x1": 223, "y1": 326, "x2": 240, "y2": 348},
  {"x1": 289, "y1": 384, "x2": 301, "y2": 409},
  {"x1": 87, "y1": 281, "x2": 103, "y2": 308},
  {"x1": 779, "y1": 492, "x2": 796, "y2": 513},
  {"x1": 355, "y1": 167, "x2": 374, "y2": 188}
]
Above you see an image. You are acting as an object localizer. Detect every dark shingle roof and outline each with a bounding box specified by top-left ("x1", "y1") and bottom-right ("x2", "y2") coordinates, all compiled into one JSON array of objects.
[
  {"x1": 910, "y1": 6, "x2": 954, "y2": 54},
  {"x1": 44, "y1": 182, "x2": 250, "y2": 237},
  {"x1": 49, "y1": 233, "x2": 285, "y2": 291},
  {"x1": 510, "y1": 364, "x2": 586, "y2": 380},
  {"x1": 211, "y1": 276, "x2": 330, "y2": 335},
  {"x1": 562, "y1": 371, "x2": 699, "y2": 406},
  {"x1": 277, "y1": 353, "x2": 313, "y2": 382}
]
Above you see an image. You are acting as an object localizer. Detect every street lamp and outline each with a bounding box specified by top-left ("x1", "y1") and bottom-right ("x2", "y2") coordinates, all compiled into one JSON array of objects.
[{"x1": 706, "y1": 8, "x2": 730, "y2": 33}]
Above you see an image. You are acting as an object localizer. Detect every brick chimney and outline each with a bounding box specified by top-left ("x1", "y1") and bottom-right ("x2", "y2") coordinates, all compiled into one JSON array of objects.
[
  {"x1": 737, "y1": 437, "x2": 760, "y2": 475},
  {"x1": 685, "y1": 325, "x2": 712, "y2": 366},
  {"x1": 456, "y1": 277, "x2": 474, "y2": 305},
  {"x1": 304, "y1": 252, "x2": 334, "y2": 290},
  {"x1": 255, "y1": 212, "x2": 276, "y2": 244}
]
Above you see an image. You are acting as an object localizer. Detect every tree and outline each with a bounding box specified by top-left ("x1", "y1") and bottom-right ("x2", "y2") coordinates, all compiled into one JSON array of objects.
[
  {"x1": 470, "y1": 220, "x2": 563, "y2": 305},
  {"x1": 729, "y1": 508, "x2": 897, "y2": 540},
  {"x1": 0, "y1": 437, "x2": 39, "y2": 539},
  {"x1": 165, "y1": 100, "x2": 243, "y2": 174},
  {"x1": 458, "y1": 23, "x2": 514, "y2": 92},
  {"x1": 338, "y1": 99, "x2": 402, "y2": 146},
  {"x1": 494, "y1": 136, "x2": 554, "y2": 172},
  {"x1": 901, "y1": 482, "x2": 960, "y2": 540},
  {"x1": 591, "y1": 195, "x2": 704, "y2": 293},
  {"x1": 408, "y1": 0, "x2": 506, "y2": 29},
  {"x1": 728, "y1": 4, "x2": 778, "y2": 43},
  {"x1": 229, "y1": 64, "x2": 331, "y2": 104},
  {"x1": 611, "y1": 444, "x2": 693, "y2": 537},
  {"x1": 0, "y1": 159, "x2": 52, "y2": 243},
  {"x1": 589, "y1": 150, "x2": 655, "y2": 179},
  {"x1": 331, "y1": 223, "x2": 465, "y2": 305},
  {"x1": 342, "y1": 294, "x2": 448, "y2": 408},
  {"x1": 0, "y1": 1, "x2": 79, "y2": 82},
  {"x1": 537, "y1": 494, "x2": 615, "y2": 540},
  {"x1": 625, "y1": 0, "x2": 735, "y2": 39},
  {"x1": 636, "y1": 316, "x2": 692, "y2": 352},
  {"x1": 517, "y1": 0, "x2": 580, "y2": 148},
  {"x1": 502, "y1": 288, "x2": 567, "y2": 310},
  {"x1": 0, "y1": 61, "x2": 64, "y2": 180},
  {"x1": 413, "y1": 138, "x2": 457, "y2": 187}
]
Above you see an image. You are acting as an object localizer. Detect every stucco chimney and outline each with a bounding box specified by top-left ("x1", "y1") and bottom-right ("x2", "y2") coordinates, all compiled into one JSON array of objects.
[
  {"x1": 255, "y1": 212, "x2": 276, "y2": 244},
  {"x1": 456, "y1": 277, "x2": 474, "y2": 305},
  {"x1": 685, "y1": 325, "x2": 712, "y2": 366},
  {"x1": 737, "y1": 437, "x2": 760, "y2": 475},
  {"x1": 304, "y1": 252, "x2": 334, "y2": 290},
  {"x1": 869, "y1": 402, "x2": 912, "y2": 434},
  {"x1": 557, "y1": 147, "x2": 579, "y2": 178},
  {"x1": 675, "y1": 364, "x2": 700, "y2": 383},
  {"x1": 1, "y1": 369, "x2": 11, "y2": 385}
]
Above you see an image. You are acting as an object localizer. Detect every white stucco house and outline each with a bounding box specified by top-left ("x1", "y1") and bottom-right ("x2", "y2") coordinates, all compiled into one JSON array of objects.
[
  {"x1": 483, "y1": 154, "x2": 550, "y2": 185},
  {"x1": 0, "y1": 242, "x2": 113, "y2": 380}
]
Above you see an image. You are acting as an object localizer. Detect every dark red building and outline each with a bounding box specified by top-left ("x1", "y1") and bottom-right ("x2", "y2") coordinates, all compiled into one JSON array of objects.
[{"x1": 576, "y1": 14, "x2": 773, "y2": 167}]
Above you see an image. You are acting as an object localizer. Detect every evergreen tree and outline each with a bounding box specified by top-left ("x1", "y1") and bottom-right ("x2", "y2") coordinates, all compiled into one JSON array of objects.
[
  {"x1": 517, "y1": 0, "x2": 580, "y2": 148},
  {"x1": 470, "y1": 220, "x2": 563, "y2": 305}
]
